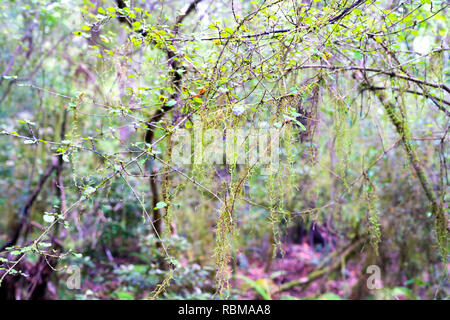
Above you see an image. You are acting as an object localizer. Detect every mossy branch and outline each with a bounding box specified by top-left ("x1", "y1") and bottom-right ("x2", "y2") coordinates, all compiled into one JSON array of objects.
[{"x1": 374, "y1": 90, "x2": 448, "y2": 264}]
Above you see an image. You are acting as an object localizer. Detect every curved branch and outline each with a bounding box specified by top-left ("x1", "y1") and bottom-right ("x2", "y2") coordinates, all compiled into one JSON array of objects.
[
  {"x1": 361, "y1": 86, "x2": 450, "y2": 117},
  {"x1": 285, "y1": 64, "x2": 450, "y2": 93}
]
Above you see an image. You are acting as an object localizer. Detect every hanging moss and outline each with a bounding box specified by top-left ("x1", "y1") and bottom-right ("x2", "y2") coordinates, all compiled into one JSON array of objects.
[
  {"x1": 149, "y1": 269, "x2": 174, "y2": 300},
  {"x1": 333, "y1": 99, "x2": 351, "y2": 182},
  {"x1": 363, "y1": 175, "x2": 382, "y2": 255},
  {"x1": 377, "y1": 91, "x2": 448, "y2": 265},
  {"x1": 162, "y1": 133, "x2": 174, "y2": 238},
  {"x1": 214, "y1": 202, "x2": 234, "y2": 297},
  {"x1": 283, "y1": 123, "x2": 296, "y2": 198},
  {"x1": 68, "y1": 93, "x2": 84, "y2": 189}
]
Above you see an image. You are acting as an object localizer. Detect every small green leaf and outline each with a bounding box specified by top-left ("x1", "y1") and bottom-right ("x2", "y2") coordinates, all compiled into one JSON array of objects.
[
  {"x1": 154, "y1": 201, "x2": 167, "y2": 210},
  {"x1": 115, "y1": 291, "x2": 134, "y2": 300},
  {"x1": 166, "y1": 100, "x2": 177, "y2": 107},
  {"x1": 132, "y1": 21, "x2": 141, "y2": 29},
  {"x1": 317, "y1": 293, "x2": 343, "y2": 300},
  {"x1": 354, "y1": 50, "x2": 363, "y2": 60},
  {"x1": 2, "y1": 75, "x2": 17, "y2": 80},
  {"x1": 43, "y1": 213, "x2": 55, "y2": 223},
  {"x1": 38, "y1": 242, "x2": 52, "y2": 248},
  {"x1": 84, "y1": 186, "x2": 96, "y2": 195}
]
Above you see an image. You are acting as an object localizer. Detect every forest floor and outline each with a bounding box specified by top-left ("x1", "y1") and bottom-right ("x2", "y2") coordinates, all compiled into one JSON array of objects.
[
  {"x1": 234, "y1": 242, "x2": 361, "y2": 299},
  {"x1": 68, "y1": 241, "x2": 366, "y2": 300},
  {"x1": 57, "y1": 237, "x2": 446, "y2": 300}
]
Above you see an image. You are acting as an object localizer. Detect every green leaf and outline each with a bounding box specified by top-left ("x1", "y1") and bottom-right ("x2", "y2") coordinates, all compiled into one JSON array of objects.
[
  {"x1": 317, "y1": 293, "x2": 343, "y2": 300},
  {"x1": 237, "y1": 275, "x2": 271, "y2": 300},
  {"x1": 115, "y1": 291, "x2": 134, "y2": 300},
  {"x1": 354, "y1": 50, "x2": 363, "y2": 60},
  {"x1": 166, "y1": 100, "x2": 177, "y2": 107},
  {"x1": 192, "y1": 97, "x2": 203, "y2": 105},
  {"x1": 2, "y1": 75, "x2": 17, "y2": 80},
  {"x1": 132, "y1": 21, "x2": 141, "y2": 29},
  {"x1": 38, "y1": 242, "x2": 52, "y2": 248},
  {"x1": 154, "y1": 201, "x2": 167, "y2": 210},
  {"x1": 84, "y1": 186, "x2": 96, "y2": 196},
  {"x1": 43, "y1": 213, "x2": 55, "y2": 223},
  {"x1": 283, "y1": 115, "x2": 306, "y2": 131}
]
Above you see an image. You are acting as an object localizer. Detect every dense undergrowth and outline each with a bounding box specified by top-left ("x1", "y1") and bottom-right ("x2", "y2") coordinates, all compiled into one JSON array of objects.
[{"x1": 0, "y1": 0, "x2": 448, "y2": 300}]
